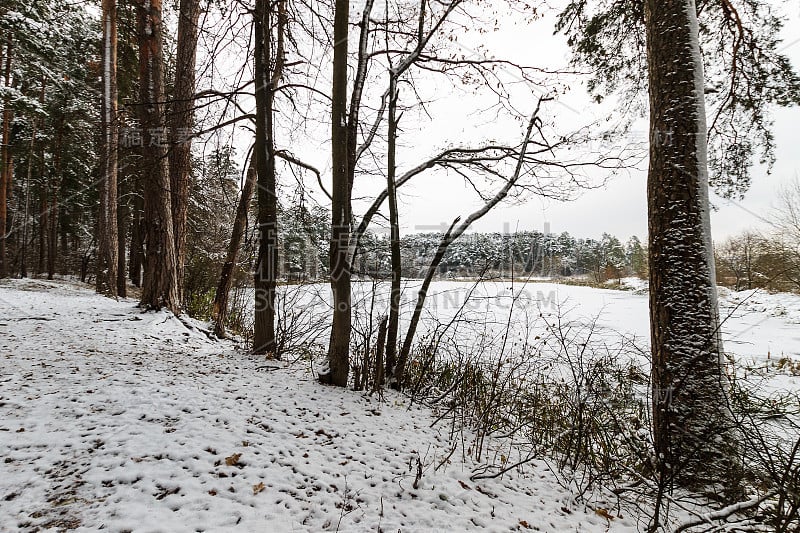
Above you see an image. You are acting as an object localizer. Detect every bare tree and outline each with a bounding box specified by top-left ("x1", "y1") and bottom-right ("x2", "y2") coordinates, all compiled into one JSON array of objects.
[
  {"x1": 772, "y1": 177, "x2": 800, "y2": 291},
  {"x1": 394, "y1": 100, "x2": 546, "y2": 387},
  {"x1": 323, "y1": 0, "x2": 352, "y2": 386},
  {"x1": 252, "y1": 0, "x2": 287, "y2": 356},
  {"x1": 382, "y1": 0, "x2": 462, "y2": 385}
]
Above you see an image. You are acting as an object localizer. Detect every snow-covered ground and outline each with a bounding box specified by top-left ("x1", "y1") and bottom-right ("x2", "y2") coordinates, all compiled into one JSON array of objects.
[
  {"x1": 279, "y1": 277, "x2": 800, "y2": 370},
  {"x1": 1, "y1": 279, "x2": 643, "y2": 532}
]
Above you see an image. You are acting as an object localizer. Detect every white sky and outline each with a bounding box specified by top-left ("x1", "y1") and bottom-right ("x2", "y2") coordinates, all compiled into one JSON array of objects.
[
  {"x1": 384, "y1": 2, "x2": 800, "y2": 243},
  {"x1": 202, "y1": 1, "x2": 800, "y2": 245}
]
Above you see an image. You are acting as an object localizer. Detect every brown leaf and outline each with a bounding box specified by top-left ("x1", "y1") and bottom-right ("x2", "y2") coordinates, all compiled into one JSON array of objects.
[
  {"x1": 519, "y1": 520, "x2": 531, "y2": 529},
  {"x1": 252, "y1": 482, "x2": 265, "y2": 495},
  {"x1": 594, "y1": 508, "x2": 615, "y2": 520},
  {"x1": 225, "y1": 453, "x2": 242, "y2": 466}
]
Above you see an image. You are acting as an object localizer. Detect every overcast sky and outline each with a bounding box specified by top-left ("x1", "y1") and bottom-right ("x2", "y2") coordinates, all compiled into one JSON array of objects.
[{"x1": 384, "y1": 1, "x2": 800, "y2": 243}]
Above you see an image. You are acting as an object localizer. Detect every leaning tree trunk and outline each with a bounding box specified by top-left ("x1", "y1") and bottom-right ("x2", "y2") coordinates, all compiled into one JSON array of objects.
[
  {"x1": 135, "y1": 0, "x2": 179, "y2": 313},
  {"x1": 97, "y1": 0, "x2": 119, "y2": 297},
  {"x1": 394, "y1": 105, "x2": 543, "y2": 387},
  {"x1": 645, "y1": 0, "x2": 737, "y2": 498},
  {"x1": 168, "y1": 0, "x2": 201, "y2": 306},
  {"x1": 213, "y1": 156, "x2": 256, "y2": 338},
  {"x1": 324, "y1": 0, "x2": 351, "y2": 386}
]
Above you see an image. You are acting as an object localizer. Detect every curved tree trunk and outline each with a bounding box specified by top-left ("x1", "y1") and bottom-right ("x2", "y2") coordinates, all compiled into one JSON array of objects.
[{"x1": 394, "y1": 105, "x2": 543, "y2": 387}]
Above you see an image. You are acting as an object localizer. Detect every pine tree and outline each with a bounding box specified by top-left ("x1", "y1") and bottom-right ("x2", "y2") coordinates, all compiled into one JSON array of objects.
[
  {"x1": 97, "y1": 0, "x2": 119, "y2": 297},
  {"x1": 134, "y1": 0, "x2": 179, "y2": 312},
  {"x1": 557, "y1": 0, "x2": 799, "y2": 496}
]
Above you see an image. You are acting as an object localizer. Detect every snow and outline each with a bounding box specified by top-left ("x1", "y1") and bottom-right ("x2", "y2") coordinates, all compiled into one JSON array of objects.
[
  {"x1": 277, "y1": 279, "x2": 800, "y2": 369},
  {"x1": 0, "y1": 279, "x2": 641, "y2": 532},
  {"x1": 684, "y1": 0, "x2": 724, "y2": 364}
]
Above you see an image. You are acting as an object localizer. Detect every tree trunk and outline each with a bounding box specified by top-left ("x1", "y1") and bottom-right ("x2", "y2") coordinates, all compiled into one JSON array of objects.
[
  {"x1": 38, "y1": 175, "x2": 47, "y2": 275},
  {"x1": 324, "y1": 0, "x2": 351, "y2": 386},
  {"x1": 385, "y1": 71, "x2": 401, "y2": 382},
  {"x1": 213, "y1": 156, "x2": 256, "y2": 338},
  {"x1": 97, "y1": 0, "x2": 119, "y2": 296},
  {"x1": 20, "y1": 83, "x2": 42, "y2": 279},
  {"x1": 129, "y1": 173, "x2": 144, "y2": 287},
  {"x1": 0, "y1": 35, "x2": 12, "y2": 279},
  {"x1": 645, "y1": 0, "x2": 737, "y2": 498},
  {"x1": 116, "y1": 197, "x2": 127, "y2": 297},
  {"x1": 135, "y1": 0, "x2": 180, "y2": 313},
  {"x1": 48, "y1": 120, "x2": 64, "y2": 280},
  {"x1": 168, "y1": 0, "x2": 201, "y2": 306},
  {"x1": 252, "y1": 0, "x2": 285, "y2": 357},
  {"x1": 397, "y1": 218, "x2": 459, "y2": 387}
]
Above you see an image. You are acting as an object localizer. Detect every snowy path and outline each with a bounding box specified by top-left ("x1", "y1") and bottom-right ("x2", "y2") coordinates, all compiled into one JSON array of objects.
[{"x1": 0, "y1": 279, "x2": 637, "y2": 532}]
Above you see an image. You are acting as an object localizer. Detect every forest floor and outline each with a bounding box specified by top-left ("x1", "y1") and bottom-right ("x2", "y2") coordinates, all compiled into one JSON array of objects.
[{"x1": 0, "y1": 278, "x2": 641, "y2": 532}]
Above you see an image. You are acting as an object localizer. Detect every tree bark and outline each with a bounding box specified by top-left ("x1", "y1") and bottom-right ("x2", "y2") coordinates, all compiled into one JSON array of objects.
[
  {"x1": 129, "y1": 178, "x2": 144, "y2": 287},
  {"x1": 168, "y1": 0, "x2": 201, "y2": 305},
  {"x1": 20, "y1": 80, "x2": 44, "y2": 278},
  {"x1": 324, "y1": 0, "x2": 351, "y2": 386},
  {"x1": 97, "y1": 0, "x2": 119, "y2": 296},
  {"x1": 384, "y1": 71, "x2": 401, "y2": 380},
  {"x1": 213, "y1": 156, "x2": 256, "y2": 338},
  {"x1": 252, "y1": 0, "x2": 285, "y2": 356},
  {"x1": 116, "y1": 197, "x2": 127, "y2": 297},
  {"x1": 135, "y1": 0, "x2": 180, "y2": 313},
  {"x1": 38, "y1": 160, "x2": 47, "y2": 275},
  {"x1": 0, "y1": 35, "x2": 12, "y2": 279},
  {"x1": 48, "y1": 119, "x2": 64, "y2": 280},
  {"x1": 645, "y1": 0, "x2": 737, "y2": 497}
]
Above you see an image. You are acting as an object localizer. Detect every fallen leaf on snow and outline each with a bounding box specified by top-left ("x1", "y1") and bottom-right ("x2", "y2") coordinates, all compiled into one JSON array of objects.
[
  {"x1": 594, "y1": 507, "x2": 615, "y2": 520},
  {"x1": 252, "y1": 482, "x2": 265, "y2": 495}
]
